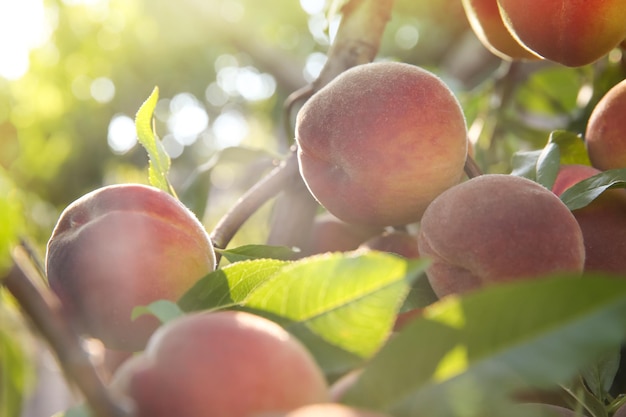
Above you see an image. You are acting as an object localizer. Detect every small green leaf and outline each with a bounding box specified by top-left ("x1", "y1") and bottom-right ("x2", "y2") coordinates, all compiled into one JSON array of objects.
[
  {"x1": 511, "y1": 150, "x2": 543, "y2": 181},
  {"x1": 562, "y1": 376, "x2": 610, "y2": 417},
  {"x1": 244, "y1": 252, "x2": 428, "y2": 359},
  {"x1": 0, "y1": 170, "x2": 24, "y2": 277},
  {"x1": 178, "y1": 258, "x2": 291, "y2": 312},
  {"x1": 135, "y1": 86, "x2": 175, "y2": 196},
  {"x1": 216, "y1": 244, "x2": 301, "y2": 263},
  {"x1": 579, "y1": 349, "x2": 620, "y2": 402},
  {"x1": 536, "y1": 142, "x2": 560, "y2": 189},
  {"x1": 342, "y1": 275, "x2": 626, "y2": 417},
  {"x1": 548, "y1": 130, "x2": 591, "y2": 166},
  {"x1": 0, "y1": 322, "x2": 32, "y2": 417},
  {"x1": 132, "y1": 299, "x2": 185, "y2": 324},
  {"x1": 559, "y1": 168, "x2": 626, "y2": 210}
]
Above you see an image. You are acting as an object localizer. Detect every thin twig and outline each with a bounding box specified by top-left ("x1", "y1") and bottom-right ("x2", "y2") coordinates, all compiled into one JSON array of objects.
[
  {"x1": 464, "y1": 154, "x2": 484, "y2": 178},
  {"x1": 3, "y1": 245, "x2": 134, "y2": 417},
  {"x1": 209, "y1": 150, "x2": 301, "y2": 253},
  {"x1": 209, "y1": 0, "x2": 395, "y2": 253}
]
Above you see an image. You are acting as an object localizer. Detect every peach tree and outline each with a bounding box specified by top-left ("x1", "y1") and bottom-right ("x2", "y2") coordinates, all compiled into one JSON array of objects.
[{"x1": 3, "y1": 1, "x2": 626, "y2": 417}]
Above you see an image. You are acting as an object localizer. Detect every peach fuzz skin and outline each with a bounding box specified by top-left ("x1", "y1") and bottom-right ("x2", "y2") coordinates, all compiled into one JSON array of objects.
[
  {"x1": 110, "y1": 311, "x2": 329, "y2": 417},
  {"x1": 585, "y1": 79, "x2": 626, "y2": 171},
  {"x1": 461, "y1": 0, "x2": 540, "y2": 60},
  {"x1": 552, "y1": 164, "x2": 626, "y2": 276},
  {"x1": 497, "y1": 0, "x2": 626, "y2": 67},
  {"x1": 45, "y1": 183, "x2": 216, "y2": 351},
  {"x1": 296, "y1": 61, "x2": 468, "y2": 227},
  {"x1": 417, "y1": 174, "x2": 585, "y2": 299}
]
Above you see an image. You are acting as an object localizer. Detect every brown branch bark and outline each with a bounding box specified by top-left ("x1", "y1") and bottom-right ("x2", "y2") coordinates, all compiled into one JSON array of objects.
[
  {"x1": 266, "y1": 0, "x2": 395, "y2": 249},
  {"x1": 2, "y1": 246, "x2": 134, "y2": 417}
]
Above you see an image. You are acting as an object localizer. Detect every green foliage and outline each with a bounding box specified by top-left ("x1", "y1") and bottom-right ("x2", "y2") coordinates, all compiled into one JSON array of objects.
[
  {"x1": 341, "y1": 275, "x2": 626, "y2": 417},
  {"x1": 511, "y1": 129, "x2": 591, "y2": 183},
  {"x1": 0, "y1": 295, "x2": 34, "y2": 417},
  {"x1": 0, "y1": 170, "x2": 23, "y2": 276},
  {"x1": 135, "y1": 86, "x2": 175, "y2": 196},
  {"x1": 131, "y1": 299, "x2": 185, "y2": 325},
  {"x1": 181, "y1": 252, "x2": 427, "y2": 376},
  {"x1": 560, "y1": 168, "x2": 626, "y2": 211},
  {"x1": 216, "y1": 244, "x2": 301, "y2": 262}
]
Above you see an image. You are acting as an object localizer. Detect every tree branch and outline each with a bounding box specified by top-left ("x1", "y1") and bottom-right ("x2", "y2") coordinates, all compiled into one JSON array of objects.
[
  {"x1": 209, "y1": 0, "x2": 395, "y2": 252},
  {"x1": 2, "y1": 246, "x2": 134, "y2": 417}
]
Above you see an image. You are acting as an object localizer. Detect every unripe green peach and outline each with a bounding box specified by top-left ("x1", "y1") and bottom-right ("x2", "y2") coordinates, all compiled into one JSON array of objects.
[
  {"x1": 417, "y1": 174, "x2": 585, "y2": 298},
  {"x1": 110, "y1": 311, "x2": 329, "y2": 417},
  {"x1": 586, "y1": 80, "x2": 626, "y2": 170},
  {"x1": 45, "y1": 184, "x2": 216, "y2": 351},
  {"x1": 461, "y1": 0, "x2": 541, "y2": 60},
  {"x1": 296, "y1": 61, "x2": 468, "y2": 227},
  {"x1": 497, "y1": 0, "x2": 626, "y2": 67},
  {"x1": 552, "y1": 164, "x2": 626, "y2": 276}
]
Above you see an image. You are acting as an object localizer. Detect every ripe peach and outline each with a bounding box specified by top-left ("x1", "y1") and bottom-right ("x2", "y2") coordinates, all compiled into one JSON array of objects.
[
  {"x1": 552, "y1": 164, "x2": 626, "y2": 276},
  {"x1": 296, "y1": 61, "x2": 468, "y2": 227},
  {"x1": 585, "y1": 79, "x2": 626, "y2": 170},
  {"x1": 301, "y1": 212, "x2": 383, "y2": 257},
  {"x1": 417, "y1": 174, "x2": 585, "y2": 298},
  {"x1": 497, "y1": 0, "x2": 626, "y2": 67},
  {"x1": 358, "y1": 231, "x2": 420, "y2": 259},
  {"x1": 461, "y1": 0, "x2": 540, "y2": 60},
  {"x1": 110, "y1": 311, "x2": 329, "y2": 417},
  {"x1": 45, "y1": 184, "x2": 216, "y2": 351}
]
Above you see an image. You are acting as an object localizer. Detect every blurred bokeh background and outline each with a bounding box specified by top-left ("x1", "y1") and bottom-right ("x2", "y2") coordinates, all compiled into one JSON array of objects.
[
  {"x1": 0, "y1": 0, "x2": 484, "y2": 251},
  {"x1": 1, "y1": 0, "x2": 625, "y2": 416}
]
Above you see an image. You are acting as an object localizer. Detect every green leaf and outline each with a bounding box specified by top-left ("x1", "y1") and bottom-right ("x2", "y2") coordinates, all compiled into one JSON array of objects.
[
  {"x1": 216, "y1": 244, "x2": 301, "y2": 263},
  {"x1": 562, "y1": 376, "x2": 610, "y2": 417},
  {"x1": 342, "y1": 275, "x2": 626, "y2": 417},
  {"x1": 244, "y1": 252, "x2": 428, "y2": 359},
  {"x1": 0, "y1": 328, "x2": 29, "y2": 417},
  {"x1": 178, "y1": 258, "x2": 291, "y2": 312},
  {"x1": 0, "y1": 170, "x2": 24, "y2": 277},
  {"x1": 548, "y1": 130, "x2": 591, "y2": 166},
  {"x1": 0, "y1": 300, "x2": 35, "y2": 417},
  {"x1": 132, "y1": 299, "x2": 185, "y2": 324},
  {"x1": 511, "y1": 150, "x2": 543, "y2": 181},
  {"x1": 135, "y1": 86, "x2": 174, "y2": 196},
  {"x1": 559, "y1": 168, "x2": 626, "y2": 211},
  {"x1": 579, "y1": 349, "x2": 620, "y2": 403},
  {"x1": 536, "y1": 142, "x2": 560, "y2": 189}
]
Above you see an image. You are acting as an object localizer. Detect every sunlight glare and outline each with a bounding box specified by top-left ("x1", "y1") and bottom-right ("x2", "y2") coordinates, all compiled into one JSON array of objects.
[
  {"x1": 211, "y1": 110, "x2": 248, "y2": 149},
  {"x1": 167, "y1": 93, "x2": 209, "y2": 146},
  {"x1": 0, "y1": 0, "x2": 50, "y2": 80},
  {"x1": 107, "y1": 114, "x2": 137, "y2": 154}
]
